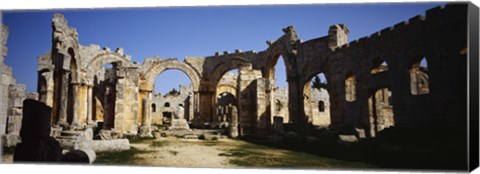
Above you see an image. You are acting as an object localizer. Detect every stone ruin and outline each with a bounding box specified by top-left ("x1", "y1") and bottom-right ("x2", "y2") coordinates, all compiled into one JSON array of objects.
[
  {"x1": 0, "y1": 4, "x2": 471, "y2": 154},
  {"x1": 151, "y1": 84, "x2": 194, "y2": 125}
]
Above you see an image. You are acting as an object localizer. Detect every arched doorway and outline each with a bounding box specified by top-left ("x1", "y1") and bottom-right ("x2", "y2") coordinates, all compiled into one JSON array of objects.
[
  {"x1": 410, "y1": 57, "x2": 429, "y2": 95},
  {"x1": 214, "y1": 69, "x2": 239, "y2": 128},
  {"x1": 92, "y1": 63, "x2": 119, "y2": 130},
  {"x1": 151, "y1": 69, "x2": 193, "y2": 125},
  {"x1": 266, "y1": 55, "x2": 289, "y2": 123},
  {"x1": 303, "y1": 72, "x2": 331, "y2": 127},
  {"x1": 368, "y1": 59, "x2": 394, "y2": 137}
]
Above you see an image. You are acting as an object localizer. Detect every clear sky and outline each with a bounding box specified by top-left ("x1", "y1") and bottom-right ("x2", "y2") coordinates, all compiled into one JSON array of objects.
[{"x1": 2, "y1": 2, "x2": 443, "y2": 93}]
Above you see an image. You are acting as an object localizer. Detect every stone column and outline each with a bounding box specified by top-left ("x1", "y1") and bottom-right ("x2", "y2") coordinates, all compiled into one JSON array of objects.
[
  {"x1": 237, "y1": 64, "x2": 261, "y2": 136},
  {"x1": 87, "y1": 86, "x2": 94, "y2": 125},
  {"x1": 287, "y1": 77, "x2": 301, "y2": 125},
  {"x1": 228, "y1": 105, "x2": 239, "y2": 138},
  {"x1": 57, "y1": 71, "x2": 70, "y2": 127},
  {"x1": 188, "y1": 93, "x2": 194, "y2": 121},
  {"x1": 199, "y1": 91, "x2": 214, "y2": 122},
  {"x1": 139, "y1": 92, "x2": 152, "y2": 137},
  {"x1": 193, "y1": 91, "x2": 200, "y2": 120},
  {"x1": 103, "y1": 86, "x2": 114, "y2": 129},
  {"x1": 71, "y1": 83, "x2": 80, "y2": 127}
]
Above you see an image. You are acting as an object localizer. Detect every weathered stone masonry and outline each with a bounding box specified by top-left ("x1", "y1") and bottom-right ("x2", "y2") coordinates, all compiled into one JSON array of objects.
[{"x1": 24, "y1": 4, "x2": 469, "y2": 139}]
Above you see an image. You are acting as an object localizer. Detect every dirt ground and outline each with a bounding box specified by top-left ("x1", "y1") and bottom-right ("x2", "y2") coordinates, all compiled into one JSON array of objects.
[
  {"x1": 2, "y1": 137, "x2": 374, "y2": 169},
  {"x1": 131, "y1": 137, "x2": 237, "y2": 168}
]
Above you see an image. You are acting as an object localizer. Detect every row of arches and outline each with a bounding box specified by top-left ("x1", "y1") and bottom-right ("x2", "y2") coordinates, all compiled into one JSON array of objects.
[
  {"x1": 40, "y1": 44, "x2": 432, "y2": 136},
  {"x1": 300, "y1": 56, "x2": 430, "y2": 136}
]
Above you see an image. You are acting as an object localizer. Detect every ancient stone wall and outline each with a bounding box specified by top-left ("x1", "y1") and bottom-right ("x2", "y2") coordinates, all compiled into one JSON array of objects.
[
  {"x1": 273, "y1": 87, "x2": 289, "y2": 123},
  {"x1": 27, "y1": 4, "x2": 468, "y2": 138},
  {"x1": 114, "y1": 63, "x2": 140, "y2": 134},
  {"x1": 297, "y1": 4, "x2": 467, "y2": 136},
  {"x1": 151, "y1": 85, "x2": 193, "y2": 125},
  {"x1": 0, "y1": 24, "x2": 10, "y2": 134}
]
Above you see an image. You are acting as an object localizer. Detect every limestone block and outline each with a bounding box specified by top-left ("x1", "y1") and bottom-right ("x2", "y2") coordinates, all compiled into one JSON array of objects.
[
  {"x1": 50, "y1": 127, "x2": 62, "y2": 138},
  {"x1": 62, "y1": 149, "x2": 96, "y2": 164},
  {"x1": 354, "y1": 127, "x2": 366, "y2": 139},
  {"x1": 98, "y1": 130, "x2": 112, "y2": 140},
  {"x1": 169, "y1": 119, "x2": 190, "y2": 130},
  {"x1": 139, "y1": 125, "x2": 153, "y2": 138},
  {"x1": 74, "y1": 139, "x2": 130, "y2": 152},
  {"x1": 0, "y1": 124, "x2": 5, "y2": 134},
  {"x1": 228, "y1": 125, "x2": 239, "y2": 138},
  {"x1": 184, "y1": 134, "x2": 198, "y2": 139},
  {"x1": 2, "y1": 133, "x2": 21, "y2": 147},
  {"x1": 152, "y1": 132, "x2": 161, "y2": 139},
  {"x1": 338, "y1": 135, "x2": 358, "y2": 143},
  {"x1": 84, "y1": 128, "x2": 93, "y2": 141}
]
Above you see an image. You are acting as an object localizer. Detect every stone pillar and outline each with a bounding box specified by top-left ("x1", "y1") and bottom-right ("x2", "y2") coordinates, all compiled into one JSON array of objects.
[
  {"x1": 287, "y1": 77, "x2": 302, "y2": 125},
  {"x1": 57, "y1": 71, "x2": 70, "y2": 127},
  {"x1": 237, "y1": 64, "x2": 262, "y2": 136},
  {"x1": 71, "y1": 83, "x2": 80, "y2": 127},
  {"x1": 193, "y1": 91, "x2": 200, "y2": 120},
  {"x1": 228, "y1": 105, "x2": 239, "y2": 138},
  {"x1": 139, "y1": 92, "x2": 152, "y2": 137},
  {"x1": 112, "y1": 64, "x2": 139, "y2": 133},
  {"x1": 188, "y1": 93, "x2": 194, "y2": 121},
  {"x1": 199, "y1": 91, "x2": 214, "y2": 122},
  {"x1": 103, "y1": 86, "x2": 114, "y2": 129},
  {"x1": 255, "y1": 78, "x2": 269, "y2": 138},
  {"x1": 87, "y1": 86, "x2": 94, "y2": 125}
]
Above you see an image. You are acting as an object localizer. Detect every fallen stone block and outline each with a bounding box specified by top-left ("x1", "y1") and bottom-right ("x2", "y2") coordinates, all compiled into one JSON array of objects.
[
  {"x1": 354, "y1": 127, "x2": 366, "y2": 139},
  {"x1": 62, "y1": 149, "x2": 96, "y2": 164},
  {"x1": 74, "y1": 139, "x2": 130, "y2": 152},
  {"x1": 338, "y1": 135, "x2": 358, "y2": 143},
  {"x1": 184, "y1": 135, "x2": 198, "y2": 139}
]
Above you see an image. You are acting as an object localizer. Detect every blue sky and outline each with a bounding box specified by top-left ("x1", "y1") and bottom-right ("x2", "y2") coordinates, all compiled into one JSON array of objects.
[{"x1": 2, "y1": 2, "x2": 443, "y2": 93}]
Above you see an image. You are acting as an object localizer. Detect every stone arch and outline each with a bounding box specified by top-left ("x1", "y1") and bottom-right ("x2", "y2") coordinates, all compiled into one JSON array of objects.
[
  {"x1": 37, "y1": 69, "x2": 54, "y2": 107},
  {"x1": 210, "y1": 57, "x2": 251, "y2": 90},
  {"x1": 303, "y1": 72, "x2": 331, "y2": 127},
  {"x1": 368, "y1": 87, "x2": 394, "y2": 137},
  {"x1": 263, "y1": 52, "x2": 299, "y2": 124},
  {"x1": 216, "y1": 84, "x2": 237, "y2": 99},
  {"x1": 84, "y1": 53, "x2": 130, "y2": 83},
  {"x1": 371, "y1": 58, "x2": 389, "y2": 74},
  {"x1": 209, "y1": 57, "x2": 250, "y2": 124},
  {"x1": 409, "y1": 56, "x2": 429, "y2": 95},
  {"x1": 217, "y1": 92, "x2": 236, "y2": 106},
  {"x1": 264, "y1": 53, "x2": 294, "y2": 80},
  {"x1": 143, "y1": 59, "x2": 201, "y2": 92}
]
